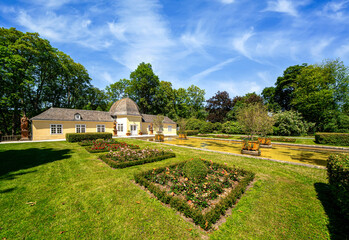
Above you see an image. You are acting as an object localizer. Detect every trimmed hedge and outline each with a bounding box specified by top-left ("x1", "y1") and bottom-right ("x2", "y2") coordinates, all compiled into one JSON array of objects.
[
  {"x1": 99, "y1": 152, "x2": 176, "y2": 169},
  {"x1": 85, "y1": 144, "x2": 139, "y2": 153},
  {"x1": 134, "y1": 160, "x2": 254, "y2": 230},
  {"x1": 269, "y1": 137, "x2": 297, "y2": 143},
  {"x1": 327, "y1": 153, "x2": 349, "y2": 220},
  {"x1": 66, "y1": 133, "x2": 112, "y2": 142},
  {"x1": 315, "y1": 132, "x2": 349, "y2": 146},
  {"x1": 185, "y1": 130, "x2": 199, "y2": 136}
]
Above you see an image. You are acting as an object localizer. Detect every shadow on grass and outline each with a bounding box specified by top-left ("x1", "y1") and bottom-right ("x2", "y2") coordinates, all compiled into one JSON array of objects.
[
  {"x1": 0, "y1": 148, "x2": 72, "y2": 177},
  {"x1": 314, "y1": 183, "x2": 349, "y2": 239}
]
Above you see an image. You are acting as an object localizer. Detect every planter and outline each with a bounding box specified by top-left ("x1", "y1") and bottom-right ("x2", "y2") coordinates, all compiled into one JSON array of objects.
[
  {"x1": 241, "y1": 149, "x2": 261, "y2": 156},
  {"x1": 138, "y1": 132, "x2": 143, "y2": 135},
  {"x1": 242, "y1": 140, "x2": 260, "y2": 151},
  {"x1": 178, "y1": 133, "x2": 187, "y2": 140},
  {"x1": 155, "y1": 133, "x2": 164, "y2": 142},
  {"x1": 126, "y1": 132, "x2": 131, "y2": 136},
  {"x1": 258, "y1": 137, "x2": 271, "y2": 145},
  {"x1": 149, "y1": 130, "x2": 153, "y2": 135}
]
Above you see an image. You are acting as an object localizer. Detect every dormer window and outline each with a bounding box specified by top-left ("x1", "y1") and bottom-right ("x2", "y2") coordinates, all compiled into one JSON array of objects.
[{"x1": 74, "y1": 113, "x2": 81, "y2": 120}]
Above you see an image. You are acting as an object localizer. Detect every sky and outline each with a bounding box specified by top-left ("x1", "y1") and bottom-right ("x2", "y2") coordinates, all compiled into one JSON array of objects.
[{"x1": 1, "y1": 0, "x2": 349, "y2": 99}]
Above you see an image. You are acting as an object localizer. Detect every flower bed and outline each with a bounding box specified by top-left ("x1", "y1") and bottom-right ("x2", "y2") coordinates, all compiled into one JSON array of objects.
[
  {"x1": 78, "y1": 139, "x2": 119, "y2": 146},
  {"x1": 99, "y1": 148, "x2": 175, "y2": 168},
  {"x1": 134, "y1": 159, "x2": 254, "y2": 230},
  {"x1": 85, "y1": 142, "x2": 139, "y2": 153}
]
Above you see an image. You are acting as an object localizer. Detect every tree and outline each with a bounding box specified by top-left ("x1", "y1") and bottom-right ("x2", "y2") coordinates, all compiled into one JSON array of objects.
[
  {"x1": 105, "y1": 78, "x2": 130, "y2": 103},
  {"x1": 152, "y1": 114, "x2": 164, "y2": 133},
  {"x1": 273, "y1": 64, "x2": 307, "y2": 111},
  {"x1": 186, "y1": 85, "x2": 206, "y2": 119},
  {"x1": 206, "y1": 91, "x2": 233, "y2": 123},
  {"x1": 292, "y1": 64, "x2": 336, "y2": 131},
  {"x1": 127, "y1": 62, "x2": 160, "y2": 114},
  {"x1": 154, "y1": 81, "x2": 177, "y2": 119},
  {"x1": 236, "y1": 103, "x2": 274, "y2": 140}
]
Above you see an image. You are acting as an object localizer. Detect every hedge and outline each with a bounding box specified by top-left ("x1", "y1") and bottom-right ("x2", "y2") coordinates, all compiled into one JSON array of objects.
[
  {"x1": 315, "y1": 132, "x2": 349, "y2": 146},
  {"x1": 134, "y1": 160, "x2": 254, "y2": 230},
  {"x1": 99, "y1": 152, "x2": 176, "y2": 169},
  {"x1": 327, "y1": 153, "x2": 349, "y2": 220},
  {"x1": 185, "y1": 130, "x2": 199, "y2": 136},
  {"x1": 66, "y1": 133, "x2": 112, "y2": 142}
]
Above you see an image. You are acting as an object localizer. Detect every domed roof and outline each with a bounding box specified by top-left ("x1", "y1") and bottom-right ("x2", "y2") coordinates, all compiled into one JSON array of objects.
[{"x1": 109, "y1": 97, "x2": 141, "y2": 116}]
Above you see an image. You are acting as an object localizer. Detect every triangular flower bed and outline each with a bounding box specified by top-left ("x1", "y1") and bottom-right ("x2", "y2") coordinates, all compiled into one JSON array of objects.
[{"x1": 134, "y1": 159, "x2": 254, "y2": 230}]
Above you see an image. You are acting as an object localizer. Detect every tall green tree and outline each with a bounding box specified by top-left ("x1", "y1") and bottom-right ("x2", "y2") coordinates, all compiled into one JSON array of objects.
[
  {"x1": 105, "y1": 78, "x2": 130, "y2": 103},
  {"x1": 127, "y1": 62, "x2": 160, "y2": 114}
]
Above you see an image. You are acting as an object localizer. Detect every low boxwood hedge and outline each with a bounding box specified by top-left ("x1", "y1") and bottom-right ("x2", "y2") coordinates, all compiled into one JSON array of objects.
[
  {"x1": 66, "y1": 133, "x2": 112, "y2": 142},
  {"x1": 99, "y1": 152, "x2": 176, "y2": 168},
  {"x1": 185, "y1": 130, "x2": 199, "y2": 136},
  {"x1": 327, "y1": 153, "x2": 349, "y2": 220},
  {"x1": 315, "y1": 132, "x2": 349, "y2": 146},
  {"x1": 134, "y1": 160, "x2": 254, "y2": 230}
]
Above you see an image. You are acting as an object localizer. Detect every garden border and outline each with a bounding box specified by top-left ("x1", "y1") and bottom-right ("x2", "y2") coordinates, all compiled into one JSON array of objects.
[
  {"x1": 134, "y1": 159, "x2": 255, "y2": 230},
  {"x1": 99, "y1": 152, "x2": 176, "y2": 168}
]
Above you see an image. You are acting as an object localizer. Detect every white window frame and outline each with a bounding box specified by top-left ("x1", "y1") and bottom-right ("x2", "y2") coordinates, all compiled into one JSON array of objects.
[
  {"x1": 50, "y1": 124, "x2": 63, "y2": 135},
  {"x1": 96, "y1": 124, "x2": 105, "y2": 132},
  {"x1": 168, "y1": 125, "x2": 172, "y2": 132},
  {"x1": 117, "y1": 123, "x2": 124, "y2": 132},
  {"x1": 75, "y1": 124, "x2": 86, "y2": 133}
]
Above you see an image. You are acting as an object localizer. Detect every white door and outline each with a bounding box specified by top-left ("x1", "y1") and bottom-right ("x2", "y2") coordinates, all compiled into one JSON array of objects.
[{"x1": 130, "y1": 124, "x2": 137, "y2": 135}]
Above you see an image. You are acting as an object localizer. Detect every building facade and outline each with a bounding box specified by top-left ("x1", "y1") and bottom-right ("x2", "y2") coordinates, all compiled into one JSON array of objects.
[{"x1": 30, "y1": 98, "x2": 177, "y2": 140}]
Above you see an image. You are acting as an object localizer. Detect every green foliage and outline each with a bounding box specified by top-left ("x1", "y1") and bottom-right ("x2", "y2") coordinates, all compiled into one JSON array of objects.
[
  {"x1": 327, "y1": 154, "x2": 349, "y2": 220},
  {"x1": 236, "y1": 103, "x2": 274, "y2": 139},
  {"x1": 222, "y1": 121, "x2": 243, "y2": 134},
  {"x1": 177, "y1": 118, "x2": 187, "y2": 134},
  {"x1": 152, "y1": 114, "x2": 164, "y2": 133},
  {"x1": 315, "y1": 132, "x2": 349, "y2": 146},
  {"x1": 185, "y1": 118, "x2": 215, "y2": 134},
  {"x1": 273, "y1": 110, "x2": 314, "y2": 136},
  {"x1": 185, "y1": 130, "x2": 199, "y2": 136},
  {"x1": 183, "y1": 159, "x2": 208, "y2": 183},
  {"x1": 65, "y1": 133, "x2": 112, "y2": 142}
]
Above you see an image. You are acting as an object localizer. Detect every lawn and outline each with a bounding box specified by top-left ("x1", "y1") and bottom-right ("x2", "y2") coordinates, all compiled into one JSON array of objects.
[{"x1": 0, "y1": 139, "x2": 347, "y2": 239}]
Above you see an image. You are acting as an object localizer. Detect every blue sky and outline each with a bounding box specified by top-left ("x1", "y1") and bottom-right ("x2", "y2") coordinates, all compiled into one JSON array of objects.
[{"x1": 1, "y1": 0, "x2": 349, "y2": 99}]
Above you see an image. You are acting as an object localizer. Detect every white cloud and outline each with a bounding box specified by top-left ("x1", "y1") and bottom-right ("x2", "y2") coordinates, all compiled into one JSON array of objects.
[
  {"x1": 321, "y1": 0, "x2": 349, "y2": 21},
  {"x1": 190, "y1": 57, "x2": 238, "y2": 82},
  {"x1": 264, "y1": 0, "x2": 298, "y2": 16},
  {"x1": 108, "y1": 0, "x2": 175, "y2": 71},
  {"x1": 15, "y1": 10, "x2": 111, "y2": 50},
  {"x1": 180, "y1": 21, "x2": 210, "y2": 57},
  {"x1": 101, "y1": 72, "x2": 114, "y2": 84},
  {"x1": 232, "y1": 28, "x2": 254, "y2": 60},
  {"x1": 310, "y1": 38, "x2": 334, "y2": 59},
  {"x1": 220, "y1": 0, "x2": 235, "y2": 4}
]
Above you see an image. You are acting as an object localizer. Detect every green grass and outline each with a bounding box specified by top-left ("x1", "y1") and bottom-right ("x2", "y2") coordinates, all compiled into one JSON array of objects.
[{"x1": 0, "y1": 139, "x2": 347, "y2": 239}]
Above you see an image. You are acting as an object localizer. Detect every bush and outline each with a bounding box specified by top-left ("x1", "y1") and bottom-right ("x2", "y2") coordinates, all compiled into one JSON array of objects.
[
  {"x1": 222, "y1": 121, "x2": 243, "y2": 134},
  {"x1": 273, "y1": 110, "x2": 314, "y2": 136},
  {"x1": 327, "y1": 154, "x2": 349, "y2": 220},
  {"x1": 66, "y1": 133, "x2": 112, "y2": 142},
  {"x1": 315, "y1": 132, "x2": 349, "y2": 146},
  {"x1": 185, "y1": 130, "x2": 199, "y2": 136},
  {"x1": 183, "y1": 159, "x2": 208, "y2": 183}
]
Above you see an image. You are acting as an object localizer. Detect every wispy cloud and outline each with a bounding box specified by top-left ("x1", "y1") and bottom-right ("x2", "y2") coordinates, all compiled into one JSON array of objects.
[
  {"x1": 264, "y1": 0, "x2": 298, "y2": 16},
  {"x1": 190, "y1": 57, "x2": 238, "y2": 82},
  {"x1": 320, "y1": 0, "x2": 349, "y2": 21},
  {"x1": 232, "y1": 28, "x2": 254, "y2": 60},
  {"x1": 220, "y1": 0, "x2": 235, "y2": 4}
]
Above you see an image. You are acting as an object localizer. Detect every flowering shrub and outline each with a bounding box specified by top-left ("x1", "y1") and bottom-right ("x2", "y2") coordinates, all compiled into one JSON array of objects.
[
  {"x1": 79, "y1": 139, "x2": 119, "y2": 146},
  {"x1": 106, "y1": 147, "x2": 171, "y2": 162}
]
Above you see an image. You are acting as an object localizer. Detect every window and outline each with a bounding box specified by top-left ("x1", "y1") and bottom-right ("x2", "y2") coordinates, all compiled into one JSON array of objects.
[
  {"x1": 76, "y1": 124, "x2": 86, "y2": 133},
  {"x1": 117, "y1": 124, "x2": 123, "y2": 132},
  {"x1": 97, "y1": 125, "x2": 105, "y2": 132},
  {"x1": 75, "y1": 114, "x2": 81, "y2": 120},
  {"x1": 50, "y1": 124, "x2": 63, "y2": 134},
  {"x1": 168, "y1": 126, "x2": 172, "y2": 132}
]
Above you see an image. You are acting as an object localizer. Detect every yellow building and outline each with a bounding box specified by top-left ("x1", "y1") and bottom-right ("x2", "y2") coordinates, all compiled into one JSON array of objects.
[{"x1": 30, "y1": 98, "x2": 177, "y2": 140}]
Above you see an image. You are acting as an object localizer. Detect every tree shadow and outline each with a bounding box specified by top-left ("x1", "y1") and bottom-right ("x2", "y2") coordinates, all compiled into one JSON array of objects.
[
  {"x1": 0, "y1": 148, "x2": 72, "y2": 177},
  {"x1": 314, "y1": 183, "x2": 349, "y2": 239}
]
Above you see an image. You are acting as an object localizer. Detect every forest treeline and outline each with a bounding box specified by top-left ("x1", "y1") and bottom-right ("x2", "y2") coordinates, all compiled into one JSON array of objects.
[{"x1": 1, "y1": 27, "x2": 349, "y2": 135}]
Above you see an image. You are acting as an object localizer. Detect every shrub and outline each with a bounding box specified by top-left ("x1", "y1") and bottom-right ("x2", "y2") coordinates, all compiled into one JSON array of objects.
[
  {"x1": 66, "y1": 133, "x2": 112, "y2": 142},
  {"x1": 185, "y1": 130, "x2": 199, "y2": 136},
  {"x1": 183, "y1": 159, "x2": 208, "y2": 183},
  {"x1": 327, "y1": 154, "x2": 349, "y2": 220},
  {"x1": 315, "y1": 132, "x2": 349, "y2": 146},
  {"x1": 273, "y1": 110, "x2": 314, "y2": 136},
  {"x1": 222, "y1": 121, "x2": 243, "y2": 134}
]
